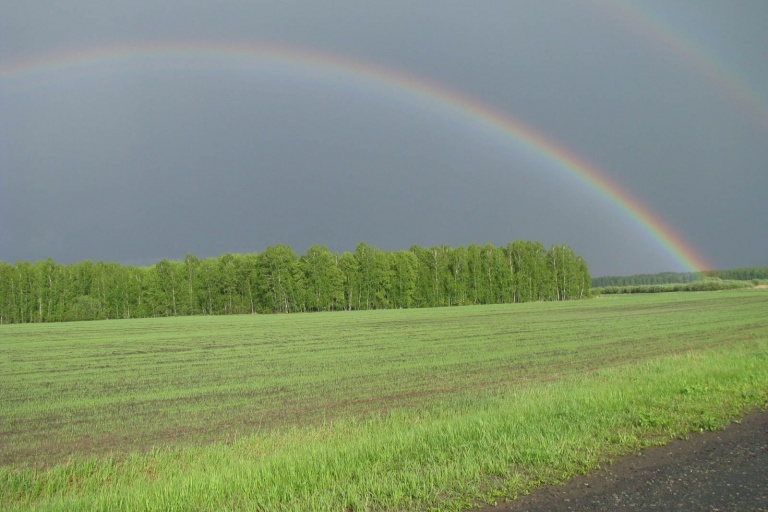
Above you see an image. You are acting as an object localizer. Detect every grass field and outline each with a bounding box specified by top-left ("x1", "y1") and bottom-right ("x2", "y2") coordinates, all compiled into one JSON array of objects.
[{"x1": 2, "y1": 290, "x2": 767, "y2": 511}]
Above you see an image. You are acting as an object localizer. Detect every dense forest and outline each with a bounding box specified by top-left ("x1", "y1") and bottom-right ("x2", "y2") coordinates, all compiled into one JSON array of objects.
[
  {"x1": 0, "y1": 241, "x2": 590, "y2": 324},
  {"x1": 592, "y1": 267, "x2": 768, "y2": 288}
]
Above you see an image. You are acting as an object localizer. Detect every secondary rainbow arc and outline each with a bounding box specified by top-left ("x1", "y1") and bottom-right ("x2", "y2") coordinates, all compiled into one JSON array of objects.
[
  {"x1": 593, "y1": 0, "x2": 768, "y2": 129},
  {"x1": 0, "y1": 40, "x2": 712, "y2": 272}
]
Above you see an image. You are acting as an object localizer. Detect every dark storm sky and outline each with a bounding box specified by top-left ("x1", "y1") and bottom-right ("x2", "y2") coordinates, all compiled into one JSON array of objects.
[{"x1": 1, "y1": 0, "x2": 766, "y2": 276}]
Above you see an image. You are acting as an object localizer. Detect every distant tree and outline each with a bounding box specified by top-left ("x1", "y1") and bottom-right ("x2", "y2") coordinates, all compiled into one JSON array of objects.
[
  {"x1": 445, "y1": 246, "x2": 468, "y2": 306},
  {"x1": 465, "y1": 244, "x2": 484, "y2": 305},
  {"x1": 388, "y1": 250, "x2": 417, "y2": 308},
  {"x1": 300, "y1": 245, "x2": 344, "y2": 312},
  {"x1": 258, "y1": 245, "x2": 299, "y2": 313},
  {"x1": 337, "y1": 252, "x2": 360, "y2": 311},
  {"x1": 354, "y1": 243, "x2": 390, "y2": 310},
  {"x1": 218, "y1": 254, "x2": 241, "y2": 315},
  {"x1": 146, "y1": 259, "x2": 179, "y2": 317},
  {"x1": 0, "y1": 262, "x2": 13, "y2": 323},
  {"x1": 411, "y1": 245, "x2": 440, "y2": 307},
  {"x1": 196, "y1": 258, "x2": 221, "y2": 315},
  {"x1": 241, "y1": 253, "x2": 261, "y2": 314},
  {"x1": 184, "y1": 254, "x2": 200, "y2": 316}
]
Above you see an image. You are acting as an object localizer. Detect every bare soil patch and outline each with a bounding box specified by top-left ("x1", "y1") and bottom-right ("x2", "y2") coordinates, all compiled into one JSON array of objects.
[{"x1": 479, "y1": 409, "x2": 768, "y2": 511}]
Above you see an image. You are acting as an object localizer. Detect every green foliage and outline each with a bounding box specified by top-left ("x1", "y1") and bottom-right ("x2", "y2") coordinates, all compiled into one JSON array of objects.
[
  {"x1": 0, "y1": 241, "x2": 591, "y2": 324},
  {"x1": 593, "y1": 279, "x2": 754, "y2": 295},
  {"x1": 70, "y1": 295, "x2": 102, "y2": 321},
  {"x1": 299, "y1": 245, "x2": 344, "y2": 312},
  {"x1": 593, "y1": 271, "x2": 702, "y2": 287},
  {"x1": 702, "y1": 267, "x2": 768, "y2": 280},
  {"x1": 593, "y1": 267, "x2": 768, "y2": 287}
]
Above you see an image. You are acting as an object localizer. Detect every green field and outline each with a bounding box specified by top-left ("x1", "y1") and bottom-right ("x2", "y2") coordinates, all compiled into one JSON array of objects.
[{"x1": 2, "y1": 290, "x2": 767, "y2": 511}]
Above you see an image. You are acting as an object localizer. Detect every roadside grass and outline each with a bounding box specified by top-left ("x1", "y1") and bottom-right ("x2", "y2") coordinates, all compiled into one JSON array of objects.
[{"x1": 1, "y1": 291, "x2": 767, "y2": 510}]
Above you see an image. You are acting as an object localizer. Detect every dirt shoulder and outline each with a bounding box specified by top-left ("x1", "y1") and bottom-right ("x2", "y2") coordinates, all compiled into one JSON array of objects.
[{"x1": 479, "y1": 409, "x2": 768, "y2": 511}]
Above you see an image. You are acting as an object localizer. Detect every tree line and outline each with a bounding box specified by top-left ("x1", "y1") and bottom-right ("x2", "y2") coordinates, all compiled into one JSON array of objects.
[
  {"x1": 592, "y1": 267, "x2": 768, "y2": 288},
  {"x1": 702, "y1": 268, "x2": 768, "y2": 281},
  {"x1": 593, "y1": 279, "x2": 754, "y2": 295},
  {"x1": 0, "y1": 241, "x2": 591, "y2": 324}
]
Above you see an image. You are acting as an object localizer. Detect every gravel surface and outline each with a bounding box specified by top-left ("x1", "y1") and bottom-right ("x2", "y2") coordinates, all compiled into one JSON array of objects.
[{"x1": 480, "y1": 409, "x2": 768, "y2": 511}]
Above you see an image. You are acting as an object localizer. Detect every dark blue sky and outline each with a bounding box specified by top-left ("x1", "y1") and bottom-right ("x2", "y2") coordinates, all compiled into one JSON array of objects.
[{"x1": 1, "y1": 1, "x2": 766, "y2": 276}]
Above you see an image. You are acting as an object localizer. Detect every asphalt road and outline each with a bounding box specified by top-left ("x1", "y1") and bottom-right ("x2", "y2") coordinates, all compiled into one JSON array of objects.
[{"x1": 481, "y1": 409, "x2": 768, "y2": 512}]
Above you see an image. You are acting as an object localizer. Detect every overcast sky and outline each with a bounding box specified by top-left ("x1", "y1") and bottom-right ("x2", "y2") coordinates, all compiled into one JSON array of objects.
[{"x1": 1, "y1": 1, "x2": 766, "y2": 277}]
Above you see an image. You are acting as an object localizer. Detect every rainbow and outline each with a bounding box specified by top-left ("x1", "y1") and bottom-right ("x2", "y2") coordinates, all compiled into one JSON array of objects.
[
  {"x1": 593, "y1": 0, "x2": 768, "y2": 129},
  {"x1": 0, "y1": 41, "x2": 712, "y2": 272}
]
